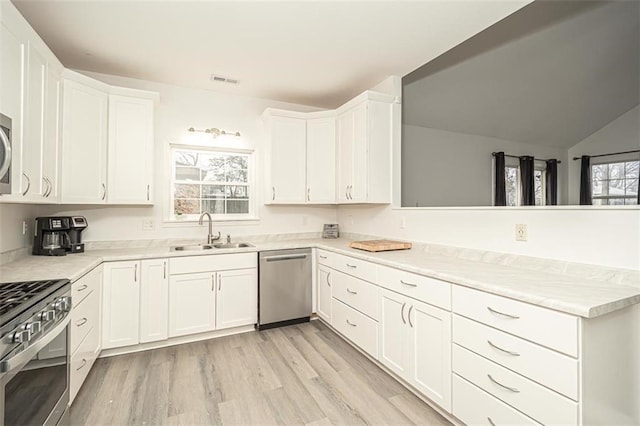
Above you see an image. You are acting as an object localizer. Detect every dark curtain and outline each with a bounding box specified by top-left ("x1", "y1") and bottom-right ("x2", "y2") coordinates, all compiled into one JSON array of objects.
[
  {"x1": 545, "y1": 159, "x2": 558, "y2": 205},
  {"x1": 580, "y1": 155, "x2": 592, "y2": 205},
  {"x1": 494, "y1": 152, "x2": 506, "y2": 206},
  {"x1": 519, "y1": 156, "x2": 535, "y2": 205}
]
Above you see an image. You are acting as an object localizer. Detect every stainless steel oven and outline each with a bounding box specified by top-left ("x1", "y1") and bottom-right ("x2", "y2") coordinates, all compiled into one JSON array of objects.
[
  {"x1": 0, "y1": 280, "x2": 71, "y2": 426},
  {"x1": 0, "y1": 113, "x2": 12, "y2": 195}
]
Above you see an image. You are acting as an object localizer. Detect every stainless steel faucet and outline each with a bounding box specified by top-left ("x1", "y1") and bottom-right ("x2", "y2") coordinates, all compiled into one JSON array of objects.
[{"x1": 198, "y1": 211, "x2": 220, "y2": 244}]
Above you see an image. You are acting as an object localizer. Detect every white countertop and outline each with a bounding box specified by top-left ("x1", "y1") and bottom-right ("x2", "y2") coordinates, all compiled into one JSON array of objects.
[{"x1": 1, "y1": 238, "x2": 638, "y2": 319}]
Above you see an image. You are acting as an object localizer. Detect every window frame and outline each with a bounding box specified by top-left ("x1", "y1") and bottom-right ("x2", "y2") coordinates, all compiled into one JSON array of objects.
[
  {"x1": 591, "y1": 159, "x2": 639, "y2": 206},
  {"x1": 168, "y1": 143, "x2": 256, "y2": 222},
  {"x1": 504, "y1": 159, "x2": 546, "y2": 206}
]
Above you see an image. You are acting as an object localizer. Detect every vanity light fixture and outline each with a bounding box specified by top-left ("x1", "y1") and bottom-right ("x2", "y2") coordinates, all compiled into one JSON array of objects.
[{"x1": 187, "y1": 127, "x2": 241, "y2": 137}]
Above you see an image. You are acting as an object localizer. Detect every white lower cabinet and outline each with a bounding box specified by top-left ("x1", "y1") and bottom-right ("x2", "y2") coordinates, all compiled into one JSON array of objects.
[
  {"x1": 379, "y1": 288, "x2": 452, "y2": 412},
  {"x1": 168, "y1": 253, "x2": 258, "y2": 338},
  {"x1": 69, "y1": 265, "x2": 102, "y2": 404},
  {"x1": 102, "y1": 258, "x2": 168, "y2": 349},
  {"x1": 316, "y1": 264, "x2": 332, "y2": 322},
  {"x1": 169, "y1": 272, "x2": 216, "y2": 337}
]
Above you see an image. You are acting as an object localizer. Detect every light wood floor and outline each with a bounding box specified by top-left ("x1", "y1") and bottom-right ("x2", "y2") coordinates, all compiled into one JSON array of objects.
[{"x1": 70, "y1": 321, "x2": 451, "y2": 425}]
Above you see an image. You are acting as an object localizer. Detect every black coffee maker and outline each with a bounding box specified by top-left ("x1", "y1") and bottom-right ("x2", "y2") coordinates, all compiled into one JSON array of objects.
[{"x1": 33, "y1": 216, "x2": 88, "y2": 256}]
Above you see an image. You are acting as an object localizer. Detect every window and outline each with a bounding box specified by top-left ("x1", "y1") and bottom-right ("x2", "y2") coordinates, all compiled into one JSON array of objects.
[
  {"x1": 170, "y1": 146, "x2": 254, "y2": 220},
  {"x1": 505, "y1": 165, "x2": 545, "y2": 206},
  {"x1": 591, "y1": 160, "x2": 639, "y2": 205}
]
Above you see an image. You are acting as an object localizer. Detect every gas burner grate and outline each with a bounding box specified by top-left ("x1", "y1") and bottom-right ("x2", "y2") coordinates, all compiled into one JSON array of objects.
[{"x1": 0, "y1": 279, "x2": 69, "y2": 320}]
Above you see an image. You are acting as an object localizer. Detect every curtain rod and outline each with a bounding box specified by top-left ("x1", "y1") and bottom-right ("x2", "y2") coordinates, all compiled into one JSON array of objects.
[
  {"x1": 572, "y1": 149, "x2": 640, "y2": 160},
  {"x1": 491, "y1": 152, "x2": 562, "y2": 164}
]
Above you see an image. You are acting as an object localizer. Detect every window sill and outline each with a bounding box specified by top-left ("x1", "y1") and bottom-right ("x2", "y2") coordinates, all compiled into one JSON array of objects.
[{"x1": 163, "y1": 216, "x2": 260, "y2": 227}]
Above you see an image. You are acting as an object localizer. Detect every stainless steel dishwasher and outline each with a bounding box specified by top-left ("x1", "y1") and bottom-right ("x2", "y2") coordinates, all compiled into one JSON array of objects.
[{"x1": 258, "y1": 248, "x2": 312, "y2": 330}]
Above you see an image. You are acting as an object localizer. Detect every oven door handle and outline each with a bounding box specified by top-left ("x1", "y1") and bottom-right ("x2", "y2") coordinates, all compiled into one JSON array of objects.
[
  {"x1": 0, "y1": 314, "x2": 70, "y2": 374},
  {"x1": 0, "y1": 127, "x2": 11, "y2": 181}
]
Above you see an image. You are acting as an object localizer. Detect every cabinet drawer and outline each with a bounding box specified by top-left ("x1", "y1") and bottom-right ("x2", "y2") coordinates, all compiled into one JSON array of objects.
[
  {"x1": 316, "y1": 249, "x2": 333, "y2": 267},
  {"x1": 70, "y1": 288, "x2": 100, "y2": 354},
  {"x1": 332, "y1": 253, "x2": 377, "y2": 283},
  {"x1": 70, "y1": 326, "x2": 100, "y2": 404},
  {"x1": 332, "y1": 271, "x2": 379, "y2": 320},
  {"x1": 72, "y1": 265, "x2": 101, "y2": 306},
  {"x1": 378, "y1": 266, "x2": 451, "y2": 310},
  {"x1": 332, "y1": 298, "x2": 378, "y2": 358},
  {"x1": 453, "y1": 374, "x2": 540, "y2": 426},
  {"x1": 452, "y1": 286, "x2": 578, "y2": 357},
  {"x1": 453, "y1": 315, "x2": 578, "y2": 400},
  {"x1": 453, "y1": 344, "x2": 578, "y2": 425},
  {"x1": 170, "y1": 252, "x2": 257, "y2": 275}
]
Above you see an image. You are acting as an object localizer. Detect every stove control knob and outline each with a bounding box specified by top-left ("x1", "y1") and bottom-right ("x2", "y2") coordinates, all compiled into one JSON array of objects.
[
  {"x1": 40, "y1": 310, "x2": 56, "y2": 321},
  {"x1": 27, "y1": 321, "x2": 41, "y2": 335},
  {"x1": 54, "y1": 297, "x2": 71, "y2": 313},
  {"x1": 12, "y1": 329, "x2": 31, "y2": 343}
]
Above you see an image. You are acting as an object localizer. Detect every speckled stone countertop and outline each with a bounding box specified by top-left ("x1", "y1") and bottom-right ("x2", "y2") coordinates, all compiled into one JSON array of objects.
[{"x1": 1, "y1": 237, "x2": 638, "y2": 319}]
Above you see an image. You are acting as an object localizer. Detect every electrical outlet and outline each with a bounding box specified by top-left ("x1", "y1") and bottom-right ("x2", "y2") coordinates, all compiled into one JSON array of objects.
[
  {"x1": 142, "y1": 219, "x2": 154, "y2": 231},
  {"x1": 22, "y1": 221, "x2": 27, "y2": 235},
  {"x1": 348, "y1": 215, "x2": 354, "y2": 225},
  {"x1": 302, "y1": 215, "x2": 308, "y2": 226},
  {"x1": 400, "y1": 216, "x2": 406, "y2": 229},
  {"x1": 515, "y1": 224, "x2": 528, "y2": 241}
]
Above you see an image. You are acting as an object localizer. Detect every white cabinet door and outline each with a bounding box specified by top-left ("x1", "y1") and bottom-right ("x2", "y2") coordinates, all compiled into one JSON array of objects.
[
  {"x1": 140, "y1": 259, "x2": 168, "y2": 343},
  {"x1": 409, "y1": 299, "x2": 452, "y2": 412},
  {"x1": 169, "y1": 272, "x2": 216, "y2": 337},
  {"x1": 0, "y1": 23, "x2": 24, "y2": 197},
  {"x1": 22, "y1": 41, "x2": 46, "y2": 200},
  {"x1": 316, "y1": 265, "x2": 332, "y2": 323},
  {"x1": 379, "y1": 289, "x2": 411, "y2": 378},
  {"x1": 102, "y1": 261, "x2": 140, "y2": 349},
  {"x1": 336, "y1": 110, "x2": 353, "y2": 203},
  {"x1": 107, "y1": 95, "x2": 154, "y2": 204},
  {"x1": 306, "y1": 117, "x2": 335, "y2": 204},
  {"x1": 216, "y1": 268, "x2": 257, "y2": 330},
  {"x1": 42, "y1": 63, "x2": 61, "y2": 201},
  {"x1": 61, "y1": 79, "x2": 108, "y2": 203},
  {"x1": 267, "y1": 115, "x2": 306, "y2": 204},
  {"x1": 350, "y1": 103, "x2": 368, "y2": 202}
]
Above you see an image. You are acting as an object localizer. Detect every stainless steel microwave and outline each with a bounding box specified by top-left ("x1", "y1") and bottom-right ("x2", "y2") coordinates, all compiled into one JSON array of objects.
[{"x1": 0, "y1": 113, "x2": 12, "y2": 195}]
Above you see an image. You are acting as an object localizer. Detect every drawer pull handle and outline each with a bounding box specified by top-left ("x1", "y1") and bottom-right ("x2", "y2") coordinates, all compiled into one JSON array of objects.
[
  {"x1": 346, "y1": 263, "x2": 357, "y2": 268},
  {"x1": 487, "y1": 306, "x2": 520, "y2": 319},
  {"x1": 77, "y1": 284, "x2": 88, "y2": 292},
  {"x1": 400, "y1": 280, "x2": 417, "y2": 287},
  {"x1": 76, "y1": 358, "x2": 87, "y2": 371},
  {"x1": 346, "y1": 288, "x2": 357, "y2": 295},
  {"x1": 487, "y1": 417, "x2": 496, "y2": 426},
  {"x1": 346, "y1": 319, "x2": 357, "y2": 327},
  {"x1": 400, "y1": 302, "x2": 406, "y2": 324},
  {"x1": 487, "y1": 374, "x2": 520, "y2": 393},
  {"x1": 319, "y1": 255, "x2": 328, "y2": 259},
  {"x1": 488, "y1": 340, "x2": 520, "y2": 356},
  {"x1": 408, "y1": 305, "x2": 413, "y2": 328},
  {"x1": 76, "y1": 318, "x2": 88, "y2": 326}
]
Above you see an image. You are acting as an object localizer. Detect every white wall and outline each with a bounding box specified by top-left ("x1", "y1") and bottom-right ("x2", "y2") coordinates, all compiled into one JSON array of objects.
[
  {"x1": 0, "y1": 203, "x2": 40, "y2": 253},
  {"x1": 567, "y1": 105, "x2": 640, "y2": 205},
  {"x1": 337, "y1": 205, "x2": 639, "y2": 270},
  {"x1": 402, "y1": 124, "x2": 568, "y2": 207},
  {"x1": 34, "y1": 72, "x2": 338, "y2": 243}
]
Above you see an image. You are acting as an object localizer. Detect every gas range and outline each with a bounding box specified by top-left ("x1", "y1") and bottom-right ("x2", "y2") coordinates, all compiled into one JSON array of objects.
[{"x1": 0, "y1": 279, "x2": 72, "y2": 426}]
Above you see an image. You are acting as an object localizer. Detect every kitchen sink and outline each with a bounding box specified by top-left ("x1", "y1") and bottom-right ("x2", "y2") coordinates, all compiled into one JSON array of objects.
[
  {"x1": 212, "y1": 242, "x2": 254, "y2": 249},
  {"x1": 171, "y1": 244, "x2": 215, "y2": 251}
]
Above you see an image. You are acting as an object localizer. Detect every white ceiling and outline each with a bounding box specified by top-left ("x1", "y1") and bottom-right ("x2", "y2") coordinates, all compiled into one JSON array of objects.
[
  {"x1": 11, "y1": 0, "x2": 529, "y2": 108},
  {"x1": 403, "y1": 1, "x2": 640, "y2": 149}
]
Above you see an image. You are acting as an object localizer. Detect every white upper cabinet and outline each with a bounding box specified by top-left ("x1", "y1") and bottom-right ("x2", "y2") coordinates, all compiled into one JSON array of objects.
[
  {"x1": 60, "y1": 74, "x2": 109, "y2": 204},
  {"x1": 306, "y1": 117, "x2": 336, "y2": 203},
  {"x1": 42, "y1": 62, "x2": 62, "y2": 202},
  {"x1": 336, "y1": 93, "x2": 394, "y2": 204},
  {"x1": 266, "y1": 114, "x2": 307, "y2": 204},
  {"x1": 264, "y1": 109, "x2": 336, "y2": 205},
  {"x1": 107, "y1": 94, "x2": 154, "y2": 204}
]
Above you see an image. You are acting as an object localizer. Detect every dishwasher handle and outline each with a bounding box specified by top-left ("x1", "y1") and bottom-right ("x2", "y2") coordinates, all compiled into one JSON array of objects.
[{"x1": 263, "y1": 254, "x2": 308, "y2": 262}]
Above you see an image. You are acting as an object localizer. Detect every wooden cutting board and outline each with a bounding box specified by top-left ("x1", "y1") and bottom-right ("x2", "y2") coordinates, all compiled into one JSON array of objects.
[{"x1": 349, "y1": 239, "x2": 412, "y2": 252}]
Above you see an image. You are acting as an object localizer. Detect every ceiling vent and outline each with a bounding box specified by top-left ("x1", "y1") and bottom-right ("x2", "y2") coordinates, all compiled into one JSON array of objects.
[{"x1": 210, "y1": 74, "x2": 239, "y2": 85}]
